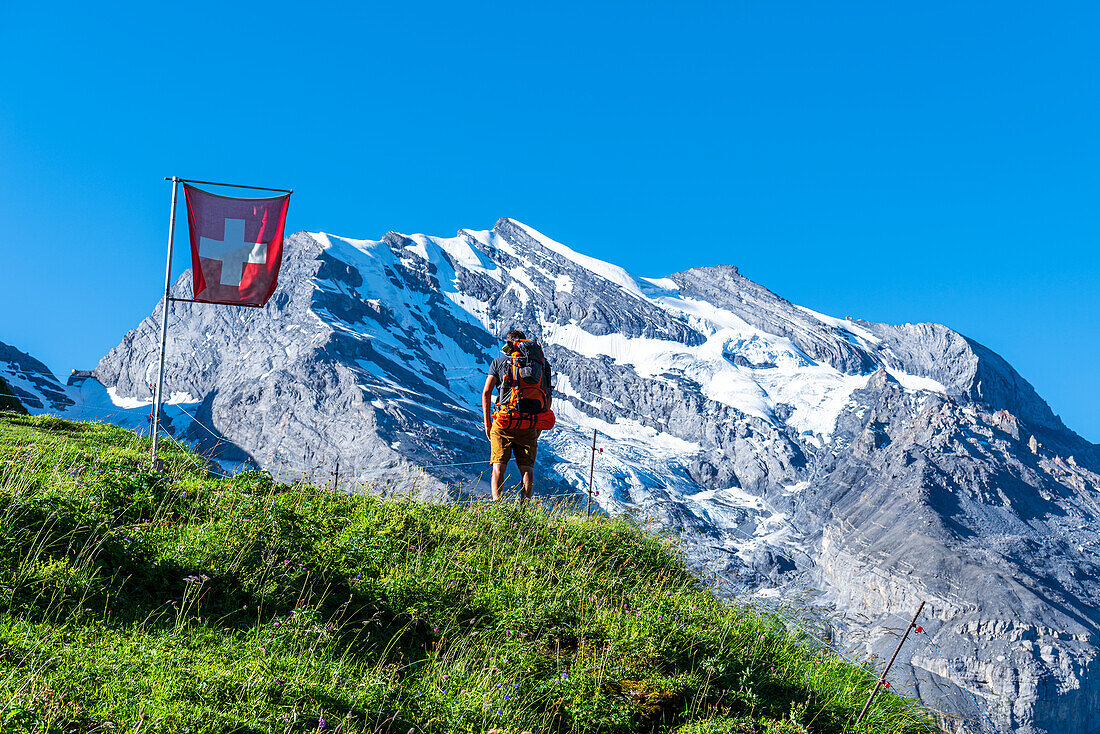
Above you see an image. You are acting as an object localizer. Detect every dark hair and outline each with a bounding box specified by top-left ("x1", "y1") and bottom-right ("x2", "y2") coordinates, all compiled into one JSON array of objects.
[{"x1": 506, "y1": 330, "x2": 526, "y2": 341}]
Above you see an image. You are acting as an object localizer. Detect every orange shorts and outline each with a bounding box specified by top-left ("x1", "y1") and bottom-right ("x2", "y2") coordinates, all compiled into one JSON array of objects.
[{"x1": 490, "y1": 423, "x2": 540, "y2": 468}]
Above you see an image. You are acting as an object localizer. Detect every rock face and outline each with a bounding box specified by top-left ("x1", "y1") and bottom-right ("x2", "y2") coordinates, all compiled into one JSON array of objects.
[
  {"x1": 0, "y1": 340, "x2": 72, "y2": 413},
  {"x1": 0, "y1": 376, "x2": 28, "y2": 414},
  {"x1": 85, "y1": 217, "x2": 1100, "y2": 733}
]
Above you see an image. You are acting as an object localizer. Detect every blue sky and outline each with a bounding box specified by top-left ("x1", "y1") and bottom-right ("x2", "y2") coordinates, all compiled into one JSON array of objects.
[{"x1": 1, "y1": 1, "x2": 1098, "y2": 441}]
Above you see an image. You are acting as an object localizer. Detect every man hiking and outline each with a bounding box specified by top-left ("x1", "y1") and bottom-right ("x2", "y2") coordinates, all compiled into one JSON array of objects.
[{"x1": 482, "y1": 330, "x2": 554, "y2": 501}]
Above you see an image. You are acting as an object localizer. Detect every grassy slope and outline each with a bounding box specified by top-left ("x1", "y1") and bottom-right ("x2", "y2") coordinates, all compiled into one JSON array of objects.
[{"x1": 0, "y1": 414, "x2": 937, "y2": 734}]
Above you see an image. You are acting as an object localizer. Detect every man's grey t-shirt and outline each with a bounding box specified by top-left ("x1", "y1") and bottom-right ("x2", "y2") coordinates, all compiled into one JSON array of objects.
[{"x1": 488, "y1": 355, "x2": 514, "y2": 405}]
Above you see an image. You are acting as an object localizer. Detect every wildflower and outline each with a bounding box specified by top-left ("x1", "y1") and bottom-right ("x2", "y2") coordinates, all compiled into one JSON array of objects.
[
  {"x1": 505, "y1": 695, "x2": 510, "y2": 700},
  {"x1": 561, "y1": 672, "x2": 569, "y2": 679},
  {"x1": 274, "y1": 622, "x2": 281, "y2": 627},
  {"x1": 442, "y1": 675, "x2": 449, "y2": 680},
  {"x1": 318, "y1": 713, "x2": 326, "y2": 730}
]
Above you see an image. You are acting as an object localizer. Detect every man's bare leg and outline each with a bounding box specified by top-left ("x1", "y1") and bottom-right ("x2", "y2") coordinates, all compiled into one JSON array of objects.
[
  {"x1": 518, "y1": 465, "x2": 534, "y2": 502},
  {"x1": 491, "y1": 462, "x2": 507, "y2": 500}
]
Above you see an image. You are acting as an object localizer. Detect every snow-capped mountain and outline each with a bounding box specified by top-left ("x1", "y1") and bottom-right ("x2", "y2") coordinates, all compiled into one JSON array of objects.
[
  {"x1": 0, "y1": 340, "x2": 74, "y2": 414},
  {"x1": 47, "y1": 218, "x2": 1100, "y2": 732}
]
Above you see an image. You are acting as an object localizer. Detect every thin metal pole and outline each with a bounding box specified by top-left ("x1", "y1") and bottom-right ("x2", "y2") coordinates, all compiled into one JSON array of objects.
[
  {"x1": 587, "y1": 428, "x2": 597, "y2": 516},
  {"x1": 151, "y1": 177, "x2": 180, "y2": 468},
  {"x1": 856, "y1": 600, "x2": 926, "y2": 725}
]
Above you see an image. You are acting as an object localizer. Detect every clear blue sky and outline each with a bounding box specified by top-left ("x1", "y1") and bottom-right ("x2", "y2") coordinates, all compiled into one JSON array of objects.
[{"x1": 2, "y1": 1, "x2": 1098, "y2": 441}]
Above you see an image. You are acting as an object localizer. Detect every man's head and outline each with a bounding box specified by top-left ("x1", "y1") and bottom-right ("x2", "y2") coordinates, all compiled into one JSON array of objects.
[{"x1": 502, "y1": 330, "x2": 526, "y2": 354}]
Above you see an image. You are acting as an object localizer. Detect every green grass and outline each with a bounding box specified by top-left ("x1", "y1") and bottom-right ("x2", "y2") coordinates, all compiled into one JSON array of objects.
[{"x1": 0, "y1": 413, "x2": 938, "y2": 734}]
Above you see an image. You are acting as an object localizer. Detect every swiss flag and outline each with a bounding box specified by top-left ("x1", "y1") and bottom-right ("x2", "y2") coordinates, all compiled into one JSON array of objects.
[{"x1": 183, "y1": 184, "x2": 291, "y2": 307}]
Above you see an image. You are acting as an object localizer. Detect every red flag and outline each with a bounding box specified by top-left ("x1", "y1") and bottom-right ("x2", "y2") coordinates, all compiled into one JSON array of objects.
[{"x1": 183, "y1": 184, "x2": 291, "y2": 307}]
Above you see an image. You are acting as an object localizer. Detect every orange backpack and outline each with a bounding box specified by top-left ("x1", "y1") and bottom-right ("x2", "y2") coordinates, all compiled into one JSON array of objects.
[{"x1": 493, "y1": 339, "x2": 556, "y2": 431}]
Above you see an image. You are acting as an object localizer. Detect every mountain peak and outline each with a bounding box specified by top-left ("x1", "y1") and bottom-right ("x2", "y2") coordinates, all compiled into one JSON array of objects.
[{"x1": 47, "y1": 219, "x2": 1100, "y2": 732}]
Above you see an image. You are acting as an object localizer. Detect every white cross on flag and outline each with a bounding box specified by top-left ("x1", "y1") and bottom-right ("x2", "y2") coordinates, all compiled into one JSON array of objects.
[{"x1": 183, "y1": 184, "x2": 291, "y2": 307}]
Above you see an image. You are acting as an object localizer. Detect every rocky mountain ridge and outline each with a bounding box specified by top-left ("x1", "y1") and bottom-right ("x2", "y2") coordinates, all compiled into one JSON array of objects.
[{"x1": 13, "y1": 217, "x2": 1100, "y2": 733}]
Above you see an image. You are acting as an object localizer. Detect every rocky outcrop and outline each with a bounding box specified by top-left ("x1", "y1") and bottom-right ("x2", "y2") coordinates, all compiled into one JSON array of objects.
[
  {"x1": 0, "y1": 340, "x2": 72, "y2": 413},
  {"x1": 0, "y1": 375, "x2": 27, "y2": 414}
]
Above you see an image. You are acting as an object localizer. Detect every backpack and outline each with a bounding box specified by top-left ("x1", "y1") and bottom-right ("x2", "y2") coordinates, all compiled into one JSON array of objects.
[{"x1": 493, "y1": 339, "x2": 556, "y2": 431}]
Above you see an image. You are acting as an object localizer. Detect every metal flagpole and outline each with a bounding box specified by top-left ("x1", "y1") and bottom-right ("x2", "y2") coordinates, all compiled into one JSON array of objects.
[{"x1": 151, "y1": 176, "x2": 180, "y2": 468}]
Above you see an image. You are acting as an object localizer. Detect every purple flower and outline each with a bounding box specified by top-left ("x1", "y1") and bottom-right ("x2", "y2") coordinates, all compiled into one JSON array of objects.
[
  {"x1": 318, "y1": 714, "x2": 326, "y2": 730},
  {"x1": 561, "y1": 672, "x2": 569, "y2": 679}
]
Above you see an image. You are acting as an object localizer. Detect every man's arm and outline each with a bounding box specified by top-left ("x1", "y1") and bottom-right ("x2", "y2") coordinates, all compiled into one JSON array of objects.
[{"x1": 482, "y1": 374, "x2": 498, "y2": 439}]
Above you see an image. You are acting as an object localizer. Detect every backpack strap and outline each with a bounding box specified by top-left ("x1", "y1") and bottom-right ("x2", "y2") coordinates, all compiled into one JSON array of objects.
[
  {"x1": 509, "y1": 352, "x2": 520, "y2": 406},
  {"x1": 496, "y1": 351, "x2": 519, "y2": 411}
]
